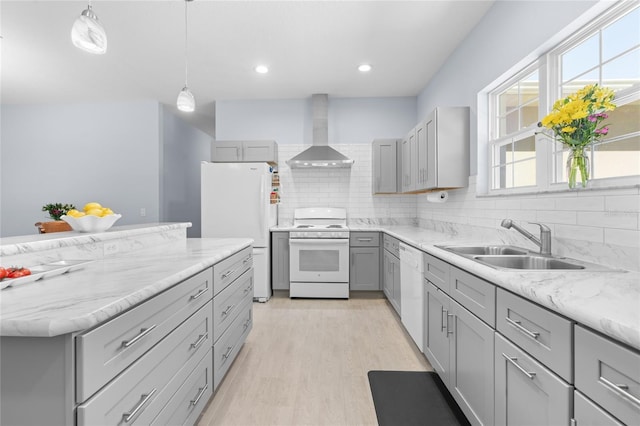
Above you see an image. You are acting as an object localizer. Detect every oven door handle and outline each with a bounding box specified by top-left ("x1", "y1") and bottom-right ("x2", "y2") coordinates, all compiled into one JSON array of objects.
[{"x1": 289, "y1": 239, "x2": 350, "y2": 246}]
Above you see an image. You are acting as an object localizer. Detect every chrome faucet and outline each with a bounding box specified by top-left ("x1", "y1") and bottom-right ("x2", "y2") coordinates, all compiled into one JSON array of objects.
[{"x1": 501, "y1": 219, "x2": 552, "y2": 256}]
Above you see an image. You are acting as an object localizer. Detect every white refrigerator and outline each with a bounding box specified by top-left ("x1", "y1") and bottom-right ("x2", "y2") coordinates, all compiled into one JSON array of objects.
[{"x1": 201, "y1": 162, "x2": 277, "y2": 302}]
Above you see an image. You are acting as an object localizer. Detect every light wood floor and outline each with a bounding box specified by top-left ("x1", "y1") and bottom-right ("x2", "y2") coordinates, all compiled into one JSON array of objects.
[{"x1": 197, "y1": 291, "x2": 431, "y2": 426}]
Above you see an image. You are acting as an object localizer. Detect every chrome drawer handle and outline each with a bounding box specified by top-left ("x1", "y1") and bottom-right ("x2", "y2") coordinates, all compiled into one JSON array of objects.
[
  {"x1": 358, "y1": 238, "x2": 373, "y2": 242},
  {"x1": 599, "y1": 376, "x2": 640, "y2": 407},
  {"x1": 221, "y1": 269, "x2": 234, "y2": 279},
  {"x1": 244, "y1": 283, "x2": 253, "y2": 294},
  {"x1": 122, "y1": 325, "x2": 157, "y2": 348},
  {"x1": 502, "y1": 353, "x2": 536, "y2": 379},
  {"x1": 123, "y1": 388, "x2": 157, "y2": 423},
  {"x1": 243, "y1": 256, "x2": 252, "y2": 264},
  {"x1": 222, "y1": 305, "x2": 234, "y2": 316},
  {"x1": 190, "y1": 287, "x2": 208, "y2": 301},
  {"x1": 505, "y1": 317, "x2": 540, "y2": 340},
  {"x1": 222, "y1": 345, "x2": 233, "y2": 360},
  {"x1": 190, "y1": 384, "x2": 209, "y2": 407},
  {"x1": 243, "y1": 318, "x2": 251, "y2": 330},
  {"x1": 190, "y1": 334, "x2": 207, "y2": 350}
]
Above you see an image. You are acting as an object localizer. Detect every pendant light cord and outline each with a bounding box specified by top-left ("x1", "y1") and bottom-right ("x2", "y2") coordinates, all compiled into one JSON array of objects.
[{"x1": 184, "y1": 0, "x2": 189, "y2": 88}]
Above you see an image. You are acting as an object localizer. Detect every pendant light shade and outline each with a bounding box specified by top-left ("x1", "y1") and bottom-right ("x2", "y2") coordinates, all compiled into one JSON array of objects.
[
  {"x1": 71, "y1": 4, "x2": 107, "y2": 54},
  {"x1": 177, "y1": 87, "x2": 196, "y2": 112},
  {"x1": 177, "y1": 0, "x2": 196, "y2": 112}
]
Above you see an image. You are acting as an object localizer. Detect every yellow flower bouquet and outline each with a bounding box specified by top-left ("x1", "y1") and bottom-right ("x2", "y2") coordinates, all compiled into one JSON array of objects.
[{"x1": 539, "y1": 84, "x2": 616, "y2": 188}]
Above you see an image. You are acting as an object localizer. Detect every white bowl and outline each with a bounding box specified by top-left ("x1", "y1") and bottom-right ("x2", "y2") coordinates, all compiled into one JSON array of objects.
[{"x1": 61, "y1": 214, "x2": 122, "y2": 233}]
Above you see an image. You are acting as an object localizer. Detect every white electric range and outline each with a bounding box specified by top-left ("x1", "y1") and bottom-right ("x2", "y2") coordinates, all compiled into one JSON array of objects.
[{"x1": 289, "y1": 208, "x2": 350, "y2": 299}]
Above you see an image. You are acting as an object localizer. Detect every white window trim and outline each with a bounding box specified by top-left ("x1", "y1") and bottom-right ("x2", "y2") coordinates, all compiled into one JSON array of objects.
[{"x1": 479, "y1": 0, "x2": 640, "y2": 197}]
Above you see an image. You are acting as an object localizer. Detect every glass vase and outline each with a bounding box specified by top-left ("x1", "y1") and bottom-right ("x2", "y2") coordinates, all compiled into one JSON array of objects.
[{"x1": 566, "y1": 147, "x2": 589, "y2": 189}]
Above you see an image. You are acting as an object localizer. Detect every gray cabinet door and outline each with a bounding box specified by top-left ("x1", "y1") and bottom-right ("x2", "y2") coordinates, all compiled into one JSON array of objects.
[
  {"x1": 382, "y1": 250, "x2": 393, "y2": 300},
  {"x1": 424, "y1": 109, "x2": 438, "y2": 189},
  {"x1": 574, "y1": 390, "x2": 625, "y2": 426},
  {"x1": 400, "y1": 129, "x2": 417, "y2": 193},
  {"x1": 243, "y1": 141, "x2": 277, "y2": 163},
  {"x1": 211, "y1": 141, "x2": 242, "y2": 162},
  {"x1": 271, "y1": 232, "x2": 289, "y2": 290},
  {"x1": 449, "y1": 299, "x2": 495, "y2": 426},
  {"x1": 372, "y1": 139, "x2": 398, "y2": 194},
  {"x1": 423, "y1": 281, "x2": 451, "y2": 382},
  {"x1": 495, "y1": 333, "x2": 572, "y2": 426},
  {"x1": 350, "y1": 247, "x2": 380, "y2": 291},
  {"x1": 416, "y1": 121, "x2": 428, "y2": 190},
  {"x1": 391, "y1": 254, "x2": 401, "y2": 313}
]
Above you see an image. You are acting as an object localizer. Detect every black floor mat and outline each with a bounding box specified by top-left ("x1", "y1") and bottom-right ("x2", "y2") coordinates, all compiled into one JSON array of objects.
[{"x1": 368, "y1": 371, "x2": 471, "y2": 426}]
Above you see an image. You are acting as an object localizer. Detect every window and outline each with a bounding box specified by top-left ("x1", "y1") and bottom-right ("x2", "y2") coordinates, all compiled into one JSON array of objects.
[{"x1": 487, "y1": 2, "x2": 640, "y2": 193}]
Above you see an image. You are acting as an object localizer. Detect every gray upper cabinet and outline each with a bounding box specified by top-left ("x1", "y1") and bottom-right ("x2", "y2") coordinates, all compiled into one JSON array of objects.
[
  {"x1": 400, "y1": 129, "x2": 418, "y2": 193},
  {"x1": 372, "y1": 139, "x2": 400, "y2": 194},
  {"x1": 424, "y1": 107, "x2": 469, "y2": 190},
  {"x1": 211, "y1": 140, "x2": 278, "y2": 165}
]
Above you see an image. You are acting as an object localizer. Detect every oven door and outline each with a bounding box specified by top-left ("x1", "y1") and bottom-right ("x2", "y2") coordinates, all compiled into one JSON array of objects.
[{"x1": 289, "y1": 238, "x2": 349, "y2": 283}]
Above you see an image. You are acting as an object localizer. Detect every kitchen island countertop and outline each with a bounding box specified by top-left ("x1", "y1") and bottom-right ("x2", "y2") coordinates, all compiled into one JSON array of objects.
[
  {"x1": 275, "y1": 224, "x2": 640, "y2": 351},
  {"x1": 0, "y1": 235, "x2": 252, "y2": 337}
]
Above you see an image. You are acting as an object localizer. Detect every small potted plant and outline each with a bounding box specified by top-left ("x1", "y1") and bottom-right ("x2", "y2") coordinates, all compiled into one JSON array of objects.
[{"x1": 36, "y1": 203, "x2": 77, "y2": 233}]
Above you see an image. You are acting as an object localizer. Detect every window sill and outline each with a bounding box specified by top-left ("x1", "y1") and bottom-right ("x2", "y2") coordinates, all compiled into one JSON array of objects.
[{"x1": 477, "y1": 181, "x2": 640, "y2": 198}]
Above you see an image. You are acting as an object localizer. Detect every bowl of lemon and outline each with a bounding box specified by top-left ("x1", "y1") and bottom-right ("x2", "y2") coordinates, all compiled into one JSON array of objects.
[{"x1": 61, "y1": 202, "x2": 122, "y2": 233}]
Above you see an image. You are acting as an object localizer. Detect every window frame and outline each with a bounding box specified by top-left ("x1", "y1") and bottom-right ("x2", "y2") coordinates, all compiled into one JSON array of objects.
[{"x1": 485, "y1": 1, "x2": 640, "y2": 195}]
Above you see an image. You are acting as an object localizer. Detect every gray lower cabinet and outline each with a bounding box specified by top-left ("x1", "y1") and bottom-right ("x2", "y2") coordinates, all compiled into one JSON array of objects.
[
  {"x1": 271, "y1": 232, "x2": 290, "y2": 290},
  {"x1": 574, "y1": 325, "x2": 640, "y2": 426},
  {"x1": 423, "y1": 279, "x2": 494, "y2": 426},
  {"x1": 495, "y1": 333, "x2": 572, "y2": 426},
  {"x1": 382, "y1": 235, "x2": 401, "y2": 313},
  {"x1": 574, "y1": 390, "x2": 625, "y2": 426},
  {"x1": 350, "y1": 232, "x2": 380, "y2": 291}
]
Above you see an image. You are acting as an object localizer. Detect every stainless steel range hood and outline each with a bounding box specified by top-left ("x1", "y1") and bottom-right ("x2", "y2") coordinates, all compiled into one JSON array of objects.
[{"x1": 287, "y1": 94, "x2": 354, "y2": 169}]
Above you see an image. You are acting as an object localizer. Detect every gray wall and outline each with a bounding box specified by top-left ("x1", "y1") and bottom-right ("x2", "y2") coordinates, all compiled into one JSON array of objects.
[
  {"x1": 160, "y1": 105, "x2": 212, "y2": 238},
  {"x1": 215, "y1": 96, "x2": 416, "y2": 144},
  {"x1": 1, "y1": 101, "x2": 161, "y2": 237},
  {"x1": 416, "y1": 0, "x2": 598, "y2": 177}
]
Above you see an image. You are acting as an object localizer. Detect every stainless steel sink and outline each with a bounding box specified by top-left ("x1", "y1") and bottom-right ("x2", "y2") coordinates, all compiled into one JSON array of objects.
[
  {"x1": 436, "y1": 244, "x2": 616, "y2": 271},
  {"x1": 439, "y1": 245, "x2": 529, "y2": 256},
  {"x1": 473, "y1": 255, "x2": 585, "y2": 270}
]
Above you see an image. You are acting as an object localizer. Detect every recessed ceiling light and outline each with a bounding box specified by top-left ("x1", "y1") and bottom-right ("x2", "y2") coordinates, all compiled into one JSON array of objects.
[
  {"x1": 358, "y1": 64, "x2": 372, "y2": 72},
  {"x1": 255, "y1": 65, "x2": 269, "y2": 74}
]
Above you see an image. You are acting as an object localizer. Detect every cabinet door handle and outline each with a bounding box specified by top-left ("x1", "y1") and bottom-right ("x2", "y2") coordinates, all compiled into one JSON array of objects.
[
  {"x1": 222, "y1": 345, "x2": 234, "y2": 360},
  {"x1": 502, "y1": 353, "x2": 536, "y2": 379},
  {"x1": 190, "y1": 333, "x2": 208, "y2": 350},
  {"x1": 243, "y1": 318, "x2": 251, "y2": 331},
  {"x1": 190, "y1": 384, "x2": 209, "y2": 407},
  {"x1": 190, "y1": 287, "x2": 208, "y2": 301},
  {"x1": 122, "y1": 325, "x2": 157, "y2": 348},
  {"x1": 123, "y1": 388, "x2": 157, "y2": 423},
  {"x1": 505, "y1": 317, "x2": 540, "y2": 340},
  {"x1": 243, "y1": 256, "x2": 252, "y2": 265},
  {"x1": 441, "y1": 307, "x2": 447, "y2": 332},
  {"x1": 222, "y1": 305, "x2": 234, "y2": 316},
  {"x1": 599, "y1": 375, "x2": 640, "y2": 406},
  {"x1": 446, "y1": 313, "x2": 454, "y2": 335}
]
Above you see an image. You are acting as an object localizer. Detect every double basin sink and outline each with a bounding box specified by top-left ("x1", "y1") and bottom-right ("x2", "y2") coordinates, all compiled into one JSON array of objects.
[{"x1": 436, "y1": 245, "x2": 612, "y2": 271}]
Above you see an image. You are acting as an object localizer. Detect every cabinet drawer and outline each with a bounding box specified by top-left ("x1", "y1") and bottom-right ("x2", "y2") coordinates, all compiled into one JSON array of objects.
[
  {"x1": 495, "y1": 333, "x2": 572, "y2": 426},
  {"x1": 575, "y1": 325, "x2": 640, "y2": 426},
  {"x1": 213, "y1": 300, "x2": 253, "y2": 390},
  {"x1": 151, "y1": 348, "x2": 213, "y2": 426},
  {"x1": 383, "y1": 234, "x2": 400, "y2": 258},
  {"x1": 574, "y1": 390, "x2": 625, "y2": 426},
  {"x1": 76, "y1": 267, "x2": 213, "y2": 402},
  {"x1": 449, "y1": 266, "x2": 495, "y2": 327},
  {"x1": 350, "y1": 232, "x2": 380, "y2": 247},
  {"x1": 77, "y1": 302, "x2": 212, "y2": 425},
  {"x1": 214, "y1": 246, "x2": 252, "y2": 296},
  {"x1": 213, "y1": 269, "x2": 254, "y2": 342},
  {"x1": 423, "y1": 252, "x2": 449, "y2": 291},
  {"x1": 497, "y1": 289, "x2": 572, "y2": 383}
]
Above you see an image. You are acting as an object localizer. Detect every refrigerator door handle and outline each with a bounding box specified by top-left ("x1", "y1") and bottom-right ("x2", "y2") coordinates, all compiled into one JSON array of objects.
[{"x1": 259, "y1": 174, "x2": 266, "y2": 234}]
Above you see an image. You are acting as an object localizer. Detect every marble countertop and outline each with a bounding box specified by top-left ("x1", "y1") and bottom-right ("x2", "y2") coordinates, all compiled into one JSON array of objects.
[
  {"x1": 0, "y1": 238, "x2": 252, "y2": 337},
  {"x1": 273, "y1": 224, "x2": 640, "y2": 351}
]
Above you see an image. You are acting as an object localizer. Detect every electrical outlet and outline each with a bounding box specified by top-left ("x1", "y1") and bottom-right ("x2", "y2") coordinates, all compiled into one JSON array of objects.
[
  {"x1": 140, "y1": 208, "x2": 146, "y2": 217},
  {"x1": 104, "y1": 241, "x2": 120, "y2": 256}
]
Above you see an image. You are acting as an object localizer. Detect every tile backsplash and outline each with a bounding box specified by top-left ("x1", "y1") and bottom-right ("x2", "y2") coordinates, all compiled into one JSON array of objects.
[{"x1": 276, "y1": 144, "x2": 639, "y2": 271}]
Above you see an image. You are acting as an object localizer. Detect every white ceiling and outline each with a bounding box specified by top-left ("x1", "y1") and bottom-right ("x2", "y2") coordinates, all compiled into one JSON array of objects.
[{"x1": 1, "y1": 0, "x2": 494, "y2": 135}]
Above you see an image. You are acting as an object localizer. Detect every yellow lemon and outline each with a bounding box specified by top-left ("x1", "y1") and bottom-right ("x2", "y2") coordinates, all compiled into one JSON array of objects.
[
  {"x1": 101, "y1": 208, "x2": 114, "y2": 216},
  {"x1": 86, "y1": 208, "x2": 103, "y2": 217},
  {"x1": 73, "y1": 211, "x2": 86, "y2": 218},
  {"x1": 67, "y1": 209, "x2": 81, "y2": 217},
  {"x1": 83, "y1": 202, "x2": 102, "y2": 212}
]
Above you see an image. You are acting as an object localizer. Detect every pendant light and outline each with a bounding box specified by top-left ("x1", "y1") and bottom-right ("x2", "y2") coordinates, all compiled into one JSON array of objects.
[
  {"x1": 71, "y1": 3, "x2": 107, "y2": 54},
  {"x1": 177, "y1": 0, "x2": 195, "y2": 112}
]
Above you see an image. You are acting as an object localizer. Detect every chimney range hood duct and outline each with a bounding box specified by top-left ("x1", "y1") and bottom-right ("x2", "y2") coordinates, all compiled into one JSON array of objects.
[{"x1": 286, "y1": 94, "x2": 354, "y2": 169}]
